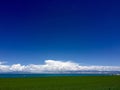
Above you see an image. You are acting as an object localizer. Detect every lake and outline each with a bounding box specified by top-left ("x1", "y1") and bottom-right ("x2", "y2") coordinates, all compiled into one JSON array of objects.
[{"x1": 0, "y1": 73, "x2": 111, "y2": 78}]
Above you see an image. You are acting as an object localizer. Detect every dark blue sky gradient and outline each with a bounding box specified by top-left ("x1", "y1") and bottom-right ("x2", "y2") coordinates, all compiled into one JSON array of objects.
[{"x1": 0, "y1": 0, "x2": 120, "y2": 65}]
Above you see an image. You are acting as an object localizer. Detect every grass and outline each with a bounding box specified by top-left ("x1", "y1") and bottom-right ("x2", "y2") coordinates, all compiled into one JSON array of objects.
[{"x1": 0, "y1": 76, "x2": 120, "y2": 90}]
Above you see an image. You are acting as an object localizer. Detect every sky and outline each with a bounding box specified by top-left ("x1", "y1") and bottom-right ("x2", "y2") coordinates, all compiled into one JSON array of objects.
[
  {"x1": 0, "y1": 60, "x2": 120, "y2": 73},
  {"x1": 0, "y1": 0, "x2": 120, "y2": 72}
]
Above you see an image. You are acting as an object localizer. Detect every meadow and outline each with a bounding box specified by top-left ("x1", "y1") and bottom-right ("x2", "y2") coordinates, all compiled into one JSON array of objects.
[{"x1": 0, "y1": 76, "x2": 120, "y2": 90}]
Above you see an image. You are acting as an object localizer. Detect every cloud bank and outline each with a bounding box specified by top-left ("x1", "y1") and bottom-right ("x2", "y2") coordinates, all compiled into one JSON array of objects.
[{"x1": 0, "y1": 60, "x2": 120, "y2": 73}]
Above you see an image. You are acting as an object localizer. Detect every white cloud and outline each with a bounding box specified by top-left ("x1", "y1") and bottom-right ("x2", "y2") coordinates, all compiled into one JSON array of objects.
[
  {"x1": 0, "y1": 60, "x2": 120, "y2": 73},
  {"x1": 0, "y1": 61, "x2": 7, "y2": 65}
]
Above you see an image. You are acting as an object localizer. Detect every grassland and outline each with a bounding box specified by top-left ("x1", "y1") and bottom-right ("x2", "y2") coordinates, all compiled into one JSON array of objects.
[{"x1": 0, "y1": 76, "x2": 120, "y2": 90}]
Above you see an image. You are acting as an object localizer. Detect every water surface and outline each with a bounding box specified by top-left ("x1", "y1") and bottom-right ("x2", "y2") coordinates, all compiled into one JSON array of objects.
[{"x1": 0, "y1": 74, "x2": 111, "y2": 78}]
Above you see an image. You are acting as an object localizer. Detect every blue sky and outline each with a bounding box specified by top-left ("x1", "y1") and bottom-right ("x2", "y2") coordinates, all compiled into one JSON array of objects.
[{"x1": 0, "y1": 0, "x2": 120, "y2": 66}]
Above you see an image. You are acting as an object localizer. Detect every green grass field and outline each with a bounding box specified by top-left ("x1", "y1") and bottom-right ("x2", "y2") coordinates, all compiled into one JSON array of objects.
[{"x1": 0, "y1": 76, "x2": 120, "y2": 90}]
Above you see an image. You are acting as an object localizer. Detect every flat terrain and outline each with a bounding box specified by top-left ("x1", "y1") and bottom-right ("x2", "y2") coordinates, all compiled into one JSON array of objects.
[{"x1": 0, "y1": 76, "x2": 120, "y2": 90}]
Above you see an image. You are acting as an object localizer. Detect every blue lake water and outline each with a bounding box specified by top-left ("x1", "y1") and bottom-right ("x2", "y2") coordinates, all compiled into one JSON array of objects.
[{"x1": 0, "y1": 74, "x2": 111, "y2": 78}]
